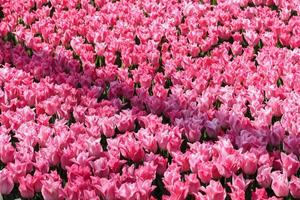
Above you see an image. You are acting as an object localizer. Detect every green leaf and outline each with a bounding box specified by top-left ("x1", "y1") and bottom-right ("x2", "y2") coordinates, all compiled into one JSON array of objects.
[
  {"x1": 0, "y1": 160, "x2": 5, "y2": 170},
  {"x1": 180, "y1": 134, "x2": 189, "y2": 153},
  {"x1": 151, "y1": 174, "x2": 169, "y2": 199},
  {"x1": 50, "y1": 7, "x2": 55, "y2": 18},
  {"x1": 100, "y1": 134, "x2": 108, "y2": 151},
  {"x1": 269, "y1": 4, "x2": 279, "y2": 11},
  {"x1": 32, "y1": 192, "x2": 43, "y2": 200},
  {"x1": 291, "y1": 10, "x2": 298, "y2": 16},
  {"x1": 9, "y1": 130, "x2": 19, "y2": 148},
  {"x1": 143, "y1": 10, "x2": 149, "y2": 17},
  {"x1": 254, "y1": 39, "x2": 263, "y2": 54},
  {"x1": 213, "y1": 99, "x2": 222, "y2": 110},
  {"x1": 134, "y1": 35, "x2": 141, "y2": 45},
  {"x1": 241, "y1": 34, "x2": 249, "y2": 48},
  {"x1": 34, "y1": 143, "x2": 40, "y2": 152},
  {"x1": 76, "y1": 3, "x2": 81, "y2": 10},
  {"x1": 98, "y1": 82, "x2": 110, "y2": 101},
  {"x1": 114, "y1": 51, "x2": 122, "y2": 68},
  {"x1": 162, "y1": 113, "x2": 171, "y2": 125},
  {"x1": 5, "y1": 32, "x2": 18, "y2": 46},
  {"x1": 271, "y1": 115, "x2": 282, "y2": 125},
  {"x1": 164, "y1": 78, "x2": 173, "y2": 89},
  {"x1": 95, "y1": 55, "x2": 106, "y2": 68},
  {"x1": 30, "y1": 2, "x2": 37, "y2": 12},
  {"x1": 49, "y1": 114, "x2": 57, "y2": 124},
  {"x1": 176, "y1": 25, "x2": 181, "y2": 36},
  {"x1": 26, "y1": 47, "x2": 33, "y2": 57},
  {"x1": 211, "y1": 0, "x2": 217, "y2": 5},
  {"x1": 67, "y1": 111, "x2": 76, "y2": 127},
  {"x1": 244, "y1": 107, "x2": 255, "y2": 121},
  {"x1": 90, "y1": 0, "x2": 96, "y2": 7},
  {"x1": 0, "y1": 7, "x2": 4, "y2": 19},
  {"x1": 276, "y1": 40, "x2": 284, "y2": 48},
  {"x1": 276, "y1": 77, "x2": 283, "y2": 87},
  {"x1": 134, "y1": 119, "x2": 141, "y2": 133},
  {"x1": 200, "y1": 129, "x2": 209, "y2": 142}
]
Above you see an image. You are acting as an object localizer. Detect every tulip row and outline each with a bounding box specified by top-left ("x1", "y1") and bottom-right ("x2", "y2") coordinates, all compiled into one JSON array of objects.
[{"x1": 0, "y1": 0, "x2": 300, "y2": 199}]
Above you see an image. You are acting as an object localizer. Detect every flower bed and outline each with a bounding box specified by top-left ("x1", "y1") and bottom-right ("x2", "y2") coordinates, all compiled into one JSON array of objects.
[{"x1": 0, "y1": 0, "x2": 300, "y2": 199}]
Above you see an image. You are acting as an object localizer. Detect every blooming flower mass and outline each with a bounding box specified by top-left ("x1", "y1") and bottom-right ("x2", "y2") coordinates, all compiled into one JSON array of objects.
[{"x1": 0, "y1": 0, "x2": 300, "y2": 199}]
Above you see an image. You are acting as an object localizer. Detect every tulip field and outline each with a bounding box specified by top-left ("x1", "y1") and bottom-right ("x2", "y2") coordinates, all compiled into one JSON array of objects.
[{"x1": 0, "y1": 0, "x2": 300, "y2": 199}]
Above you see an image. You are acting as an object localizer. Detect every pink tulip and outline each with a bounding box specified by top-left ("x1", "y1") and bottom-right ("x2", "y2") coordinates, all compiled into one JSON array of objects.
[
  {"x1": 230, "y1": 190, "x2": 245, "y2": 200},
  {"x1": 186, "y1": 173, "x2": 201, "y2": 194},
  {"x1": 241, "y1": 152, "x2": 258, "y2": 175},
  {"x1": 252, "y1": 188, "x2": 268, "y2": 200},
  {"x1": 281, "y1": 152, "x2": 300, "y2": 177},
  {"x1": 0, "y1": 143, "x2": 15, "y2": 163},
  {"x1": 0, "y1": 168, "x2": 14, "y2": 195},
  {"x1": 90, "y1": 157, "x2": 109, "y2": 178},
  {"x1": 256, "y1": 165, "x2": 272, "y2": 188},
  {"x1": 228, "y1": 174, "x2": 251, "y2": 192},
  {"x1": 290, "y1": 175, "x2": 300, "y2": 199},
  {"x1": 204, "y1": 180, "x2": 226, "y2": 200},
  {"x1": 271, "y1": 171, "x2": 289, "y2": 197},
  {"x1": 18, "y1": 174, "x2": 35, "y2": 199},
  {"x1": 168, "y1": 181, "x2": 189, "y2": 200},
  {"x1": 197, "y1": 162, "x2": 212, "y2": 184}
]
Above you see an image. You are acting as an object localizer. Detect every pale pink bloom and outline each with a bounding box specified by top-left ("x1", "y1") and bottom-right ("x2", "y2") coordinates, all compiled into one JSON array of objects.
[
  {"x1": 279, "y1": 31, "x2": 291, "y2": 47},
  {"x1": 19, "y1": 174, "x2": 35, "y2": 199},
  {"x1": 92, "y1": 177, "x2": 117, "y2": 200},
  {"x1": 0, "y1": 143, "x2": 15, "y2": 163},
  {"x1": 90, "y1": 157, "x2": 109, "y2": 178},
  {"x1": 166, "y1": 128, "x2": 182, "y2": 153},
  {"x1": 163, "y1": 163, "x2": 181, "y2": 190},
  {"x1": 186, "y1": 173, "x2": 201, "y2": 194},
  {"x1": 43, "y1": 96, "x2": 61, "y2": 116},
  {"x1": 99, "y1": 117, "x2": 114, "y2": 137},
  {"x1": 290, "y1": 175, "x2": 300, "y2": 199},
  {"x1": 283, "y1": 135, "x2": 300, "y2": 157},
  {"x1": 258, "y1": 153, "x2": 273, "y2": 167},
  {"x1": 41, "y1": 179, "x2": 65, "y2": 200},
  {"x1": 144, "y1": 153, "x2": 167, "y2": 175},
  {"x1": 117, "y1": 182, "x2": 137, "y2": 200},
  {"x1": 168, "y1": 181, "x2": 189, "y2": 200},
  {"x1": 270, "y1": 122, "x2": 285, "y2": 146},
  {"x1": 271, "y1": 171, "x2": 289, "y2": 197},
  {"x1": 172, "y1": 151, "x2": 190, "y2": 172},
  {"x1": 241, "y1": 152, "x2": 258, "y2": 175},
  {"x1": 107, "y1": 154, "x2": 127, "y2": 173},
  {"x1": 281, "y1": 152, "x2": 299, "y2": 177},
  {"x1": 119, "y1": 134, "x2": 145, "y2": 163},
  {"x1": 7, "y1": 161, "x2": 28, "y2": 182},
  {"x1": 203, "y1": 180, "x2": 226, "y2": 200},
  {"x1": 252, "y1": 188, "x2": 268, "y2": 200},
  {"x1": 228, "y1": 174, "x2": 251, "y2": 192},
  {"x1": 33, "y1": 171, "x2": 43, "y2": 192},
  {"x1": 229, "y1": 190, "x2": 245, "y2": 200},
  {"x1": 0, "y1": 168, "x2": 14, "y2": 195},
  {"x1": 115, "y1": 110, "x2": 135, "y2": 132},
  {"x1": 37, "y1": 125, "x2": 53, "y2": 146},
  {"x1": 83, "y1": 189, "x2": 99, "y2": 200},
  {"x1": 244, "y1": 30, "x2": 259, "y2": 46},
  {"x1": 135, "y1": 161, "x2": 157, "y2": 181},
  {"x1": 256, "y1": 165, "x2": 272, "y2": 188},
  {"x1": 73, "y1": 105, "x2": 86, "y2": 123},
  {"x1": 136, "y1": 128, "x2": 158, "y2": 153},
  {"x1": 231, "y1": 41, "x2": 243, "y2": 55}
]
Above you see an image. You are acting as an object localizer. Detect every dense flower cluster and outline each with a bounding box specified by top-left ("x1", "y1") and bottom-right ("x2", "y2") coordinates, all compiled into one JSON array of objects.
[{"x1": 0, "y1": 0, "x2": 300, "y2": 199}]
